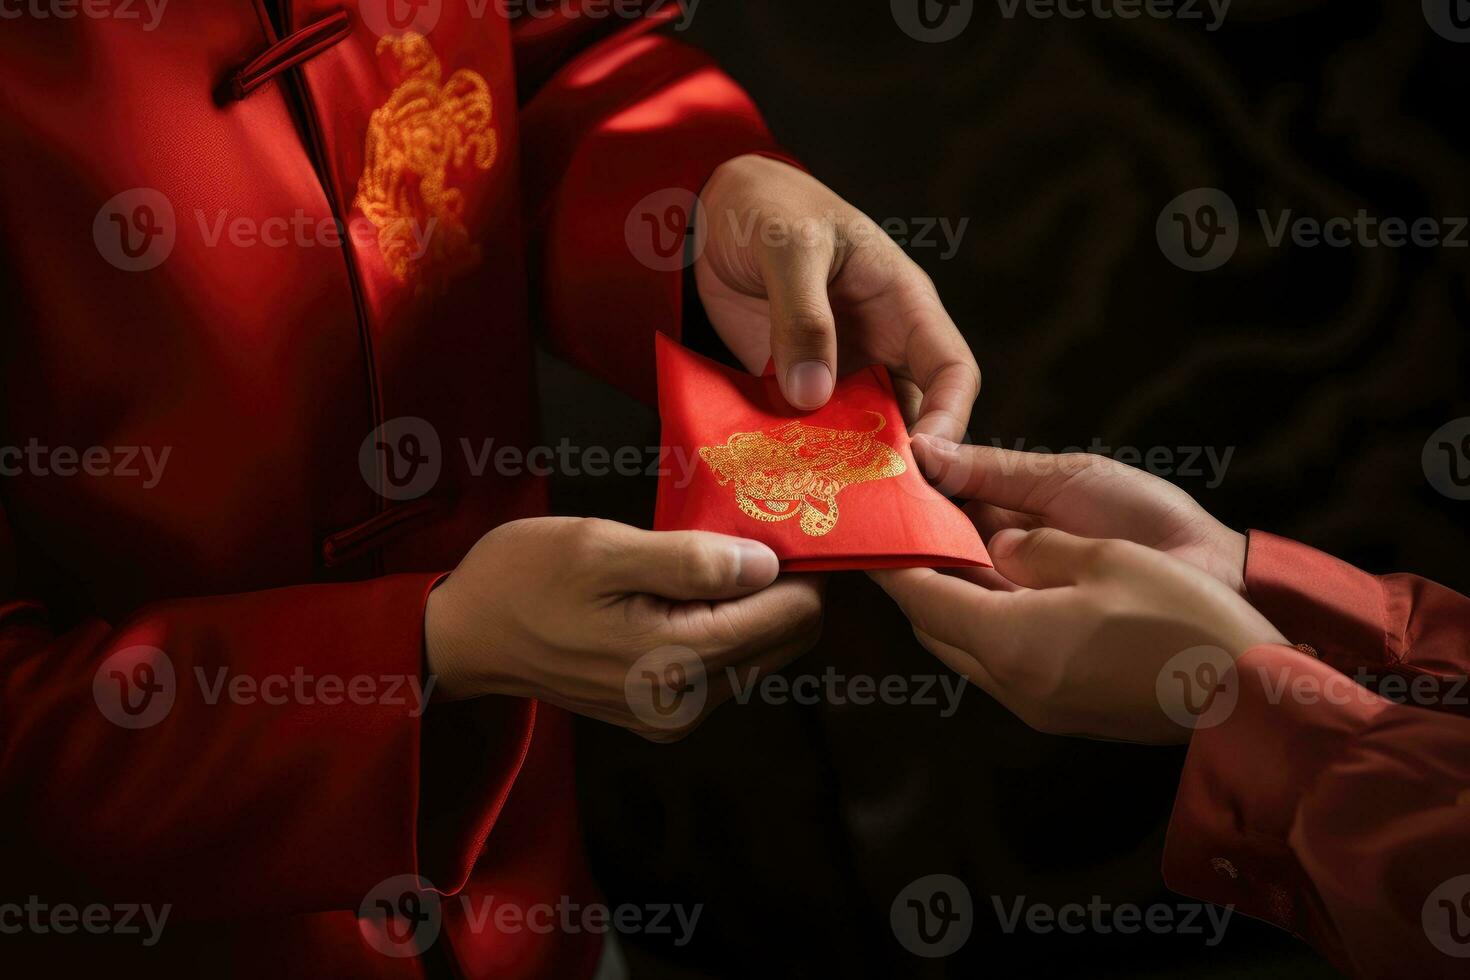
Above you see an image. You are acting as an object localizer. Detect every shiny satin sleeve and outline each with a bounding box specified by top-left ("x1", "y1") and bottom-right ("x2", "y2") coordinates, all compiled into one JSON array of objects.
[
  {"x1": 515, "y1": 5, "x2": 792, "y2": 403},
  {"x1": 0, "y1": 565, "x2": 535, "y2": 917},
  {"x1": 1162, "y1": 535, "x2": 1470, "y2": 977}
]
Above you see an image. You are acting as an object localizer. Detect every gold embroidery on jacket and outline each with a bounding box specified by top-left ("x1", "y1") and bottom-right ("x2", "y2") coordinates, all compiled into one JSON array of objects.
[
  {"x1": 698, "y1": 412, "x2": 906, "y2": 537},
  {"x1": 353, "y1": 32, "x2": 497, "y2": 293}
]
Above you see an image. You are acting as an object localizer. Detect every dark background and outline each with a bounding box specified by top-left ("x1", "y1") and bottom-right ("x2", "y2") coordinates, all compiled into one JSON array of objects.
[{"x1": 543, "y1": 1, "x2": 1470, "y2": 975}]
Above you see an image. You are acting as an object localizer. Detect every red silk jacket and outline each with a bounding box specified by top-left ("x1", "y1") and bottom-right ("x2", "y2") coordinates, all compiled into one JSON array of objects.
[
  {"x1": 0, "y1": 2, "x2": 782, "y2": 975},
  {"x1": 1166, "y1": 531, "x2": 1470, "y2": 978}
]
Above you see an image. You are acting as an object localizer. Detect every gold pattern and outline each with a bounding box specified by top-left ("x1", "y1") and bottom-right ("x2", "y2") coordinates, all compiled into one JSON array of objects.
[
  {"x1": 698, "y1": 412, "x2": 906, "y2": 537},
  {"x1": 353, "y1": 32, "x2": 497, "y2": 293}
]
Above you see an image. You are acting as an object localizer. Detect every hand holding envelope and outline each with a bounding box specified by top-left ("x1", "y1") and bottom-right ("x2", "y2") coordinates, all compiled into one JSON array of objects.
[{"x1": 654, "y1": 334, "x2": 991, "y2": 571}]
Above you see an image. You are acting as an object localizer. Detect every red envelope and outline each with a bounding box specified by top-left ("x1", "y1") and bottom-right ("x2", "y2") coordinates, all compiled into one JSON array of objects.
[{"x1": 654, "y1": 334, "x2": 991, "y2": 571}]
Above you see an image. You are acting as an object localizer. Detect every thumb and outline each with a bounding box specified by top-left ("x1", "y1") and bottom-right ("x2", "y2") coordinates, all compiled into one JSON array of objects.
[
  {"x1": 758, "y1": 233, "x2": 838, "y2": 411},
  {"x1": 987, "y1": 527, "x2": 1110, "y2": 590},
  {"x1": 602, "y1": 527, "x2": 780, "y2": 600}
]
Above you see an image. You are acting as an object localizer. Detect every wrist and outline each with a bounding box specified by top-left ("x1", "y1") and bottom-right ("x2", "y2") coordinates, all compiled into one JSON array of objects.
[
  {"x1": 424, "y1": 581, "x2": 480, "y2": 702},
  {"x1": 425, "y1": 579, "x2": 535, "y2": 703}
]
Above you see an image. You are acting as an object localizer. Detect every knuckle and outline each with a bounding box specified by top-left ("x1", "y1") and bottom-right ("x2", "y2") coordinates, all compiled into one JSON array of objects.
[
  {"x1": 905, "y1": 262, "x2": 939, "y2": 296},
  {"x1": 792, "y1": 587, "x2": 825, "y2": 632},
  {"x1": 1072, "y1": 452, "x2": 1122, "y2": 480},
  {"x1": 779, "y1": 307, "x2": 835, "y2": 344},
  {"x1": 1087, "y1": 539, "x2": 1133, "y2": 574},
  {"x1": 678, "y1": 540, "x2": 735, "y2": 592},
  {"x1": 701, "y1": 603, "x2": 748, "y2": 648},
  {"x1": 774, "y1": 585, "x2": 827, "y2": 648},
  {"x1": 565, "y1": 518, "x2": 619, "y2": 569},
  {"x1": 1020, "y1": 526, "x2": 1059, "y2": 560}
]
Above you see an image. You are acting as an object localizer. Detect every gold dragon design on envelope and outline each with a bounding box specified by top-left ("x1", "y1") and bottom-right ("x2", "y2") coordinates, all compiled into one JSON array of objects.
[{"x1": 698, "y1": 412, "x2": 907, "y2": 537}]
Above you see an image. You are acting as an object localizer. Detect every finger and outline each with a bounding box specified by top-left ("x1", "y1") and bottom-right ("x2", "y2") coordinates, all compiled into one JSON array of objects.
[
  {"x1": 895, "y1": 281, "x2": 979, "y2": 443},
  {"x1": 700, "y1": 587, "x2": 825, "y2": 707},
  {"x1": 758, "y1": 231, "x2": 839, "y2": 410},
  {"x1": 988, "y1": 527, "x2": 1108, "y2": 590},
  {"x1": 916, "y1": 628, "x2": 1054, "y2": 736},
  {"x1": 912, "y1": 436, "x2": 1097, "y2": 511},
  {"x1": 663, "y1": 574, "x2": 823, "y2": 667},
  {"x1": 912, "y1": 626, "x2": 998, "y2": 695},
  {"x1": 598, "y1": 524, "x2": 780, "y2": 600},
  {"x1": 963, "y1": 500, "x2": 1042, "y2": 540},
  {"x1": 868, "y1": 566, "x2": 998, "y2": 652},
  {"x1": 948, "y1": 564, "x2": 1023, "y2": 592}
]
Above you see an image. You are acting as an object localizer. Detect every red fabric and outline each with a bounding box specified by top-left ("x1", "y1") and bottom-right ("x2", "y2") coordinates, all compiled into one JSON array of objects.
[
  {"x1": 653, "y1": 336, "x2": 991, "y2": 571},
  {"x1": 1164, "y1": 533, "x2": 1470, "y2": 977},
  {"x1": 0, "y1": 5, "x2": 782, "y2": 976},
  {"x1": 521, "y1": 15, "x2": 788, "y2": 404}
]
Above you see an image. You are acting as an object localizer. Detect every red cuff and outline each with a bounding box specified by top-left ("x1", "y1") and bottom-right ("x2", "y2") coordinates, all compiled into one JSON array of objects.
[
  {"x1": 1163, "y1": 645, "x2": 1389, "y2": 946},
  {"x1": 1244, "y1": 530, "x2": 1391, "y2": 673},
  {"x1": 523, "y1": 27, "x2": 789, "y2": 403},
  {"x1": 411, "y1": 574, "x2": 538, "y2": 896},
  {"x1": 415, "y1": 693, "x2": 537, "y2": 895}
]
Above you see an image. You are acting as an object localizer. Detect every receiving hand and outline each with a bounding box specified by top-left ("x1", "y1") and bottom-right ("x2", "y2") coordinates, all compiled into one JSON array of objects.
[
  {"x1": 425, "y1": 517, "x2": 823, "y2": 741},
  {"x1": 872, "y1": 527, "x2": 1284, "y2": 744},
  {"x1": 695, "y1": 154, "x2": 979, "y2": 442},
  {"x1": 912, "y1": 436, "x2": 1249, "y2": 594}
]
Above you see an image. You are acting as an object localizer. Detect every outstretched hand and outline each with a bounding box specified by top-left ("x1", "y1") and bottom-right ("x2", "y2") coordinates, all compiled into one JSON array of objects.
[{"x1": 871, "y1": 441, "x2": 1280, "y2": 744}]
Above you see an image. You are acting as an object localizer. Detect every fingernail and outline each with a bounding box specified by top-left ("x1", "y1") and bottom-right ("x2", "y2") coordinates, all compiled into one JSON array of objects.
[
  {"x1": 989, "y1": 528, "x2": 1024, "y2": 559},
  {"x1": 785, "y1": 360, "x2": 834, "y2": 410},
  {"x1": 735, "y1": 540, "x2": 779, "y2": 587}
]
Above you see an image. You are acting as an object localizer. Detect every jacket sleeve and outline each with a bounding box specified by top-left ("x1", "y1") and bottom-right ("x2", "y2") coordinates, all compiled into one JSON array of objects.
[
  {"x1": 0, "y1": 503, "x2": 535, "y2": 917},
  {"x1": 1240, "y1": 529, "x2": 1470, "y2": 681},
  {"x1": 1162, "y1": 533, "x2": 1470, "y2": 977},
  {"x1": 513, "y1": 2, "x2": 796, "y2": 403}
]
